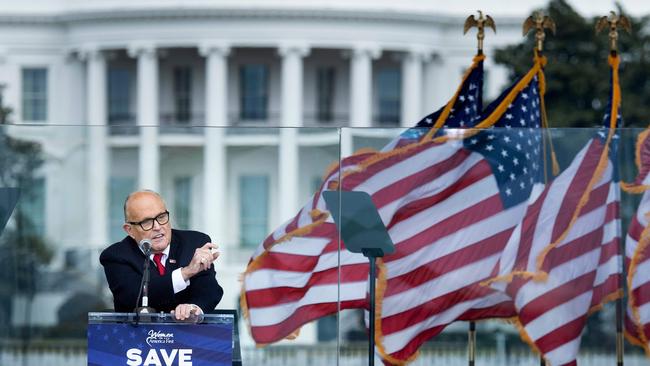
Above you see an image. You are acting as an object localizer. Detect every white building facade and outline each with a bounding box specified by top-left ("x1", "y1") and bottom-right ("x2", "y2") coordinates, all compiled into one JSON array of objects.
[{"x1": 0, "y1": 1, "x2": 526, "y2": 342}]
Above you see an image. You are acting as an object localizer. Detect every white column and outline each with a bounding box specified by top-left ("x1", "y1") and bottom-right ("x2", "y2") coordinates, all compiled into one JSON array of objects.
[
  {"x1": 83, "y1": 48, "x2": 109, "y2": 247},
  {"x1": 199, "y1": 43, "x2": 230, "y2": 240},
  {"x1": 422, "y1": 52, "x2": 442, "y2": 115},
  {"x1": 350, "y1": 46, "x2": 381, "y2": 128},
  {"x1": 401, "y1": 50, "x2": 424, "y2": 127},
  {"x1": 279, "y1": 44, "x2": 309, "y2": 127},
  {"x1": 278, "y1": 45, "x2": 309, "y2": 220},
  {"x1": 129, "y1": 44, "x2": 159, "y2": 191}
]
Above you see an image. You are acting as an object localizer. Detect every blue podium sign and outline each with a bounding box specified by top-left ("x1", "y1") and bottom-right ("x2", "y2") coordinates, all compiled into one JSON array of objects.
[{"x1": 88, "y1": 312, "x2": 234, "y2": 366}]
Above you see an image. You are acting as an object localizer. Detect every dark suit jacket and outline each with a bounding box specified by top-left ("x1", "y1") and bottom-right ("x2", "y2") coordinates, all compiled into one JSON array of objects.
[{"x1": 100, "y1": 229, "x2": 223, "y2": 313}]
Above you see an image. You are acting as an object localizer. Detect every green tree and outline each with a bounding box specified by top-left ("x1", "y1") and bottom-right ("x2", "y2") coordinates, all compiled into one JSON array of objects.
[{"x1": 494, "y1": 0, "x2": 650, "y2": 127}]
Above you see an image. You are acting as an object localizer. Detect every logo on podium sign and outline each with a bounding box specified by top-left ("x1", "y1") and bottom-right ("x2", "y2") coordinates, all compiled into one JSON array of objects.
[{"x1": 88, "y1": 322, "x2": 232, "y2": 366}]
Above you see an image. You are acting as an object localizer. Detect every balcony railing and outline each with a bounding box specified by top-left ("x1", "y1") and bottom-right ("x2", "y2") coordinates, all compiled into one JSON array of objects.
[
  {"x1": 302, "y1": 112, "x2": 350, "y2": 127},
  {"x1": 107, "y1": 113, "x2": 137, "y2": 135},
  {"x1": 107, "y1": 112, "x2": 206, "y2": 135},
  {"x1": 228, "y1": 111, "x2": 281, "y2": 126},
  {"x1": 159, "y1": 112, "x2": 204, "y2": 134}
]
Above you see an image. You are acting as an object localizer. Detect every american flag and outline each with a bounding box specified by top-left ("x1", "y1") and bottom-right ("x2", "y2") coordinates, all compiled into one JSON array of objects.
[
  {"x1": 383, "y1": 54, "x2": 484, "y2": 151},
  {"x1": 240, "y1": 56, "x2": 486, "y2": 344},
  {"x1": 623, "y1": 127, "x2": 650, "y2": 357},
  {"x1": 375, "y1": 63, "x2": 545, "y2": 364},
  {"x1": 487, "y1": 56, "x2": 623, "y2": 366}
]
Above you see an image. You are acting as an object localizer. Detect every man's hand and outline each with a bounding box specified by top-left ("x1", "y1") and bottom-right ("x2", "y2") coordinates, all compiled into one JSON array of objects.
[
  {"x1": 171, "y1": 303, "x2": 202, "y2": 320},
  {"x1": 181, "y1": 243, "x2": 220, "y2": 280}
]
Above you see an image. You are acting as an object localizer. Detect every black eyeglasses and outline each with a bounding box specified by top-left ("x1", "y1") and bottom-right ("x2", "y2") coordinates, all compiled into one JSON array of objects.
[{"x1": 128, "y1": 211, "x2": 170, "y2": 231}]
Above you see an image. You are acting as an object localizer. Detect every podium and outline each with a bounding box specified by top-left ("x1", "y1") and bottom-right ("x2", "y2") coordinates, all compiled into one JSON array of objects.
[{"x1": 88, "y1": 311, "x2": 242, "y2": 366}]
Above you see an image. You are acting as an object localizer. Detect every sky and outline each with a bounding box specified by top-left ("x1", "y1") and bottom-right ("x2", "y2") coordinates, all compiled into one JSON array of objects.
[
  {"x1": 1, "y1": 0, "x2": 649, "y2": 18},
  {"x1": 424, "y1": 0, "x2": 650, "y2": 17}
]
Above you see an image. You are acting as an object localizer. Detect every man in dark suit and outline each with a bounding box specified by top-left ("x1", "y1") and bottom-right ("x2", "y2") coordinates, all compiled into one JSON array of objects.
[{"x1": 100, "y1": 190, "x2": 223, "y2": 319}]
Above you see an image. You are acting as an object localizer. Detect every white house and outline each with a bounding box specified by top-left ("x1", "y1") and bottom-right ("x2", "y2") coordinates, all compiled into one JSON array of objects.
[{"x1": 0, "y1": 0, "x2": 579, "y2": 345}]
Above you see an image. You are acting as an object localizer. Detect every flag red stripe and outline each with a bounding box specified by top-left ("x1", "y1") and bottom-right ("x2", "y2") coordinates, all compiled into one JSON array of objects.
[
  {"x1": 534, "y1": 316, "x2": 585, "y2": 354},
  {"x1": 628, "y1": 214, "x2": 644, "y2": 242},
  {"x1": 385, "y1": 229, "x2": 512, "y2": 296},
  {"x1": 386, "y1": 324, "x2": 447, "y2": 362},
  {"x1": 598, "y1": 237, "x2": 619, "y2": 265},
  {"x1": 249, "y1": 299, "x2": 368, "y2": 343},
  {"x1": 252, "y1": 252, "x2": 324, "y2": 272},
  {"x1": 459, "y1": 301, "x2": 515, "y2": 320},
  {"x1": 518, "y1": 271, "x2": 596, "y2": 325},
  {"x1": 382, "y1": 280, "x2": 497, "y2": 334},
  {"x1": 632, "y1": 281, "x2": 650, "y2": 308},
  {"x1": 386, "y1": 160, "x2": 493, "y2": 228},
  {"x1": 283, "y1": 209, "x2": 304, "y2": 236},
  {"x1": 340, "y1": 143, "x2": 437, "y2": 191},
  {"x1": 372, "y1": 149, "x2": 474, "y2": 209},
  {"x1": 625, "y1": 315, "x2": 641, "y2": 340},
  {"x1": 541, "y1": 230, "x2": 602, "y2": 271},
  {"x1": 245, "y1": 264, "x2": 368, "y2": 307},
  {"x1": 591, "y1": 274, "x2": 620, "y2": 308},
  {"x1": 578, "y1": 181, "x2": 610, "y2": 214},
  {"x1": 551, "y1": 140, "x2": 604, "y2": 242},
  {"x1": 514, "y1": 187, "x2": 550, "y2": 271},
  {"x1": 386, "y1": 194, "x2": 505, "y2": 262}
]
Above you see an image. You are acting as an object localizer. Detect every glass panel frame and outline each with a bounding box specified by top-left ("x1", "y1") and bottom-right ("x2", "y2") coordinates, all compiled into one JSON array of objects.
[{"x1": 0, "y1": 125, "x2": 648, "y2": 365}]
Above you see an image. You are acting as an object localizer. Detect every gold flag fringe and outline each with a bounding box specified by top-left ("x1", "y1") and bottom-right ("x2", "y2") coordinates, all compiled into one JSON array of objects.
[
  {"x1": 626, "y1": 221, "x2": 650, "y2": 357},
  {"x1": 622, "y1": 128, "x2": 650, "y2": 193}
]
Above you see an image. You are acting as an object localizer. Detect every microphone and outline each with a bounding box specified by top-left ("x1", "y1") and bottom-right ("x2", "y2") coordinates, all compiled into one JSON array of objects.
[
  {"x1": 139, "y1": 239, "x2": 152, "y2": 255},
  {"x1": 134, "y1": 238, "x2": 156, "y2": 315}
]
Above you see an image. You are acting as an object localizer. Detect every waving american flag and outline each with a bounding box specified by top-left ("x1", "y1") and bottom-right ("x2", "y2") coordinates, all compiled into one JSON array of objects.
[
  {"x1": 241, "y1": 55, "x2": 486, "y2": 344},
  {"x1": 487, "y1": 55, "x2": 623, "y2": 366},
  {"x1": 376, "y1": 57, "x2": 546, "y2": 364}
]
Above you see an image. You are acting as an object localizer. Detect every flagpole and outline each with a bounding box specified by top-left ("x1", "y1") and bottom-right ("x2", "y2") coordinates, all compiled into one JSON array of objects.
[
  {"x1": 468, "y1": 322, "x2": 476, "y2": 366},
  {"x1": 524, "y1": 13, "x2": 556, "y2": 366},
  {"x1": 596, "y1": 12, "x2": 631, "y2": 365},
  {"x1": 462, "y1": 12, "x2": 494, "y2": 366}
]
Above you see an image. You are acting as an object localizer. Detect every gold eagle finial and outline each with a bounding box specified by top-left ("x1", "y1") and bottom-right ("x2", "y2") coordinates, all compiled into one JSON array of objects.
[
  {"x1": 523, "y1": 11, "x2": 556, "y2": 53},
  {"x1": 464, "y1": 10, "x2": 496, "y2": 54},
  {"x1": 595, "y1": 11, "x2": 631, "y2": 53}
]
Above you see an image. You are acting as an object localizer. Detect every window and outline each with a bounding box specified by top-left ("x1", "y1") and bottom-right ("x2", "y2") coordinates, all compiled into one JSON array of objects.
[
  {"x1": 108, "y1": 68, "x2": 131, "y2": 123},
  {"x1": 174, "y1": 66, "x2": 192, "y2": 123},
  {"x1": 21, "y1": 68, "x2": 47, "y2": 121},
  {"x1": 239, "y1": 175, "x2": 269, "y2": 247},
  {"x1": 174, "y1": 176, "x2": 192, "y2": 229},
  {"x1": 316, "y1": 67, "x2": 336, "y2": 122},
  {"x1": 377, "y1": 68, "x2": 401, "y2": 125},
  {"x1": 19, "y1": 177, "x2": 45, "y2": 237},
  {"x1": 239, "y1": 65, "x2": 269, "y2": 120},
  {"x1": 109, "y1": 177, "x2": 135, "y2": 243}
]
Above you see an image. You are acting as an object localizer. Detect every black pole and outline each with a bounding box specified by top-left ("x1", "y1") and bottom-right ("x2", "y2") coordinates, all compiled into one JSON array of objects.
[
  {"x1": 614, "y1": 155, "x2": 624, "y2": 366},
  {"x1": 540, "y1": 357, "x2": 545, "y2": 366},
  {"x1": 468, "y1": 321, "x2": 476, "y2": 366},
  {"x1": 369, "y1": 256, "x2": 376, "y2": 366}
]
